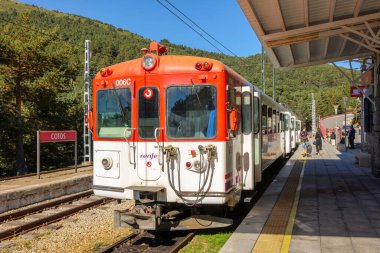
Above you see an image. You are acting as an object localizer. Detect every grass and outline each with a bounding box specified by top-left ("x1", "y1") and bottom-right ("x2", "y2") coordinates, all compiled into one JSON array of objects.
[
  {"x1": 93, "y1": 241, "x2": 105, "y2": 250},
  {"x1": 179, "y1": 232, "x2": 232, "y2": 253}
]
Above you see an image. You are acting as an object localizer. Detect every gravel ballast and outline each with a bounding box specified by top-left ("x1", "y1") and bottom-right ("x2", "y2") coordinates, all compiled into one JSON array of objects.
[{"x1": 1, "y1": 200, "x2": 134, "y2": 253}]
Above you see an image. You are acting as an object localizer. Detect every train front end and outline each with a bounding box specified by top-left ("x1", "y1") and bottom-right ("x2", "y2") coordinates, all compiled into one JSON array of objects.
[{"x1": 88, "y1": 42, "x2": 241, "y2": 231}]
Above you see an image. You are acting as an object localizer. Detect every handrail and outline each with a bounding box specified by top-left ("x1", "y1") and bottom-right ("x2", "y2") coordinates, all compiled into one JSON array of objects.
[
  {"x1": 154, "y1": 127, "x2": 164, "y2": 168},
  {"x1": 124, "y1": 128, "x2": 136, "y2": 167}
]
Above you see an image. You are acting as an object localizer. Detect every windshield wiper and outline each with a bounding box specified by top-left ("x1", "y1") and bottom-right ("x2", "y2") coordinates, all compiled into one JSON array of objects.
[{"x1": 112, "y1": 84, "x2": 128, "y2": 125}]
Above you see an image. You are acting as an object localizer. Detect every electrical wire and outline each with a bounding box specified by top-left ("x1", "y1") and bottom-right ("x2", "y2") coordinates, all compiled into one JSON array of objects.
[
  {"x1": 162, "y1": 0, "x2": 238, "y2": 57},
  {"x1": 155, "y1": 0, "x2": 225, "y2": 55}
]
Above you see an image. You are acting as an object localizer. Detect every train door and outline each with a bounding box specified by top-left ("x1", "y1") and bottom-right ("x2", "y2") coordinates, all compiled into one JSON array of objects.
[
  {"x1": 280, "y1": 113, "x2": 285, "y2": 156},
  {"x1": 242, "y1": 87, "x2": 254, "y2": 190},
  {"x1": 290, "y1": 116, "x2": 296, "y2": 149},
  {"x1": 226, "y1": 86, "x2": 243, "y2": 195},
  {"x1": 284, "y1": 112, "x2": 291, "y2": 155},
  {"x1": 296, "y1": 120, "x2": 301, "y2": 143},
  {"x1": 253, "y1": 92, "x2": 262, "y2": 184},
  {"x1": 136, "y1": 86, "x2": 162, "y2": 181}
]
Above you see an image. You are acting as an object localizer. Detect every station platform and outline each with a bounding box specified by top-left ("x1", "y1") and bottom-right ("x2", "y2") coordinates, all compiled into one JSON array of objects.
[
  {"x1": 0, "y1": 166, "x2": 93, "y2": 213},
  {"x1": 220, "y1": 142, "x2": 380, "y2": 253}
]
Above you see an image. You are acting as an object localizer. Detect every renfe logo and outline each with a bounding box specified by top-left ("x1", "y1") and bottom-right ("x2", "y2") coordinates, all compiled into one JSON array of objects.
[
  {"x1": 140, "y1": 153, "x2": 158, "y2": 160},
  {"x1": 143, "y1": 88, "x2": 153, "y2": 99}
]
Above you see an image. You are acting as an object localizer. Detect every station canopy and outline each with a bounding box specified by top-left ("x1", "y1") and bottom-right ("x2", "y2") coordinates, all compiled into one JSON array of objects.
[{"x1": 237, "y1": 0, "x2": 380, "y2": 69}]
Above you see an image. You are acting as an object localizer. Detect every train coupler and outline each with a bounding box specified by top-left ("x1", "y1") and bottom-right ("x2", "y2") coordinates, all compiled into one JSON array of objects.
[{"x1": 114, "y1": 204, "x2": 232, "y2": 231}]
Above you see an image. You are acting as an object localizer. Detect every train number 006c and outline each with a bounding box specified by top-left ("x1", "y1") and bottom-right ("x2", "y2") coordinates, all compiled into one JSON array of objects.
[{"x1": 115, "y1": 78, "x2": 131, "y2": 86}]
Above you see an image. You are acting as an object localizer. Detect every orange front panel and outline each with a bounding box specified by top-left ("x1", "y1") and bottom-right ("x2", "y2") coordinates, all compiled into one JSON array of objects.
[{"x1": 92, "y1": 71, "x2": 227, "y2": 143}]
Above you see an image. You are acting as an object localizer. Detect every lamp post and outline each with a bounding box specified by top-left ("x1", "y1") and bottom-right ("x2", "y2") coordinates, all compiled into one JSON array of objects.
[
  {"x1": 343, "y1": 97, "x2": 348, "y2": 151},
  {"x1": 334, "y1": 105, "x2": 339, "y2": 115}
]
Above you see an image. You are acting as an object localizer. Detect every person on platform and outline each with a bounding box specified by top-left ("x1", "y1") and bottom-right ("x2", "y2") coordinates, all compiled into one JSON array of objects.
[
  {"x1": 315, "y1": 128, "x2": 325, "y2": 156},
  {"x1": 300, "y1": 127, "x2": 309, "y2": 157},
  {"x1": 330, "y1": 130, "x2": 336, "y2": 146},
  {"x1": 348, "y1": 125, "x2": 356, "y2": 149}
]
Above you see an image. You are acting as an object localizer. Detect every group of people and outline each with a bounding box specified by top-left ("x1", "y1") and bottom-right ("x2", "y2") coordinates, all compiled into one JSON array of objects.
[
  {"x1": 300, "y1": 125, "x2": 356, "y2": 157},
  {"x1": 300, "y1": 127, "x2": 325, "y2": 157}
]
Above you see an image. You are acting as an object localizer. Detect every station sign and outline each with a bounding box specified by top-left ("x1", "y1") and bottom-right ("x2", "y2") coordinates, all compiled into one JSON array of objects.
[
  {"x1": 37, "y1": 130, "x2": 77, "y2": 179},
  {"x1": 361, "y1": 69, "x2": 373, "y2": 85},
  {"x1": 39, "y1": 130, "x2": 77, "y2": 143},
  {"x1": 350, "y1": 86, "x2": 368, "y2": 97}
]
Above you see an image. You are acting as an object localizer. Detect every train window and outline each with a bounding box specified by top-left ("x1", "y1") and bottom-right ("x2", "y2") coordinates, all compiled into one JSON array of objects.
[
  {"x1": 268, "y1": 108, "x2": 273, "y2": 134},
  {"x1": 242, "y1": 92, "x2": 252, "y2": 134},
  {"x1": 284, "y1": 114, "x2": 289, "y2": 131},
  {"x1": 296, "y1": 121, "x2": 301, "y2": 131},
  {"x1": 262, "y1": 105, "x2": 267, "y2": 134},
  {"x1": 227, "y1": 88, "x2": 236, "y2": 106},
  {"x1": 138, "y1": 87, "x2": 159, "y2": 139},
  {"x1": 277, "y1": 112, "x2": 280, "y2": 133},
  {"x1": 291, "y1": 117, "x2": 295, "y2": 130},
  {"x1": 253, "y1": 97, "x2": 260, "y2": 134},
  {"x1": 273, "y1": 110, "x2": 276, "y2": 133},
  {"x1": 166, "y1": 85, "x2": 216, "y2": 139},
  {"x1": 280, "y1": 113, "x2": 284, "y2": 132},
  {"x1": 97, "y1": 88, "x2": 132, "y2": 138}
]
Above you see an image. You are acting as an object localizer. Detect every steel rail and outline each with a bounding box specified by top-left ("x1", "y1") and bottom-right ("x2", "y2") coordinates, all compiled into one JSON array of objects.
[
  {"x1": 0, "y1": 190, "x2": 93, "y2": 223},
  {"x1": 98, "y1": 231, "x2": 194, "y2": 253},
  {"x1": 0, "y1": 197, "x2": 112, "y2": 241},
  {"x1": 168, "y1": 232, "x2": 195, "y2": 253},
  {"x1": 0, "y1": 165, "x2": 92, "y2": 182},
  {"x1": 98, "y1": 232, "x2": 141, "y2": 253}
]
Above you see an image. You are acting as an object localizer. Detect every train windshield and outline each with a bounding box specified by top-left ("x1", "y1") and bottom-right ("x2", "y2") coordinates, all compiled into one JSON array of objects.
[
  {"x1": 166, "y1": 85, "x2": 216, "y2": 139},
  {"x1": 97, "y1": 88, "x2": 132, "y2": 138}
]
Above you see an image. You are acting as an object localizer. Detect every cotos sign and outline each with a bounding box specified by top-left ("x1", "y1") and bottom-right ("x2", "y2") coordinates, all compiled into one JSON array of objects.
[
  {"x1": 37, "y1": 130, "x2": 77, "y2": 179},
  {"x1": 39, "y1": 131, "x2": 77, "y2": 143}
]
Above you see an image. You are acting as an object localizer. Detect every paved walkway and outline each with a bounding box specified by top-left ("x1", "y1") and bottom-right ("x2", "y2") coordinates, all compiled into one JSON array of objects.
[
  {"x1": 291, "y1": 143, "x2": 380, "y2": 253},
  {"x1": 0, "y1": 167, "x2": 93, "y2": 213},
  {"x1": 220, "y1": 142, "x2": 380, "y2": 253},
  {"x1": 0, "y1": 167, "x2": 92, "y2": 193}
]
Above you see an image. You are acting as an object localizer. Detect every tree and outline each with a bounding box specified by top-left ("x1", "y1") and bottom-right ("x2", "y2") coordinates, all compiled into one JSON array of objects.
[{"x1": 0, "y1": 13, "x2": 79, "y2": 175}]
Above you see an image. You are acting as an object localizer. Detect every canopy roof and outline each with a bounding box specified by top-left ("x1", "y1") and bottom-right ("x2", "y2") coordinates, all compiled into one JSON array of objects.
[{"x1": 237, "y1": 0, "x2": 380, "y2": 69}]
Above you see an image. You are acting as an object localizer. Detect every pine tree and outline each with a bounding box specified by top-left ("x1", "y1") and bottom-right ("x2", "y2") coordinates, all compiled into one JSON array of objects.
[{"x1": 0, "y1": 13, "x2": 79, "y2": 175}]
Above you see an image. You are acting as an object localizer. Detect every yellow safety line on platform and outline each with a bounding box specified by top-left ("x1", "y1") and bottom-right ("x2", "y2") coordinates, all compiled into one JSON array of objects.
[
  {"x1": 252, "y1": 155, "x2": 306, "y2": 253},
  {"x1": 280, "y1": 156, "x2": 306, "y2": 253}
]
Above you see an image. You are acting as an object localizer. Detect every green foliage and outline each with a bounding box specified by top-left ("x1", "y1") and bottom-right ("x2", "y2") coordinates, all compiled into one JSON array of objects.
[
  {"x1": 180, "y1": 232, "x2": 232, "y2": 253},
  {"x1": 0, "y1": 0, "x2": 358, "y2": 175}
]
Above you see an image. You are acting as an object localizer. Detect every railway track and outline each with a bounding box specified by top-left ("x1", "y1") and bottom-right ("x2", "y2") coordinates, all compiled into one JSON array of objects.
[
  {"x1": 0, "y1": 190, "x2": 112, "y2": 241},
  {"x1": 99, "y1": 231, "x2": 194, "y2": 253},
  {"x1": 0, "y1": 165, "x2": 92, "y2": 182},
  {"x1": 97, "y1": 155, "x2": 291, "y2": 253}
]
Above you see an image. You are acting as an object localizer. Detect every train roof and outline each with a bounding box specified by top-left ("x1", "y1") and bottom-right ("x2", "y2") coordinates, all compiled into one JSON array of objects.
[{"x1": 93, "y1": 55, "x2": 227, "y2": 80}]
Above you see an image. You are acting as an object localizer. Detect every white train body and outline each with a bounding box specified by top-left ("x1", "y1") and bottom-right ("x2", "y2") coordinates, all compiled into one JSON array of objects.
[{"x1": 88, "y1": 42, "x2": 299, "y2": 230}]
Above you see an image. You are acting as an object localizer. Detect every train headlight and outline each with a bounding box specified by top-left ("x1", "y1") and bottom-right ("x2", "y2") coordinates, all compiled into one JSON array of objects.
[
  {"x1": 142, "y1": 54, "x2": 157, "y2": 71},
  {"x1": 101, "y1": 157, "x2": 113, "y2": 170},
  {"x1": 193, "y1": 160, "x2": 201, "y2": 170}
]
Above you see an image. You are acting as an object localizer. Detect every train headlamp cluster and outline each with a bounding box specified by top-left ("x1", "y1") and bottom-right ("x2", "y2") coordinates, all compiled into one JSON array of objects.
[
  {"x1": 101, "y1": 157, "x2": 113, "y2": 170},
  {"x1": 142, "y1": 54, "x2": 157, "y2": 71},
  {"x1": 100, "y1": 68, "x2": 113, "y2": 77},
  {"x1": 195, "y1": 61, "x2": 213, "y2": 71}
]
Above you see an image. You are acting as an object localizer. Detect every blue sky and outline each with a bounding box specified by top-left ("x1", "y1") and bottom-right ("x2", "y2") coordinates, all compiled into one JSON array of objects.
[{"x1": 18, "y1": 0, "x2": 261, "y2": 57}]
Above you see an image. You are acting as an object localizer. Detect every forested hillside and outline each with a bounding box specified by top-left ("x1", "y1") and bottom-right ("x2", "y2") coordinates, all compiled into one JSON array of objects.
[{"x1": 0, "y1": 0, "x2": 356, "y2": 176}]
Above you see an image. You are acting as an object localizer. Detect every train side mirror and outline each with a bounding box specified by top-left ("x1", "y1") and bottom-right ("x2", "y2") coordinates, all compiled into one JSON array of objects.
[
  {"x1": 87, "y1": 110, "x2": 93, "y2": 131},
  {"x1": 227, "y1": 104, "x2": 238, "y2": 140},
  {"x1": 229, "y1": 107, "x2": 238, "y2": 132}
]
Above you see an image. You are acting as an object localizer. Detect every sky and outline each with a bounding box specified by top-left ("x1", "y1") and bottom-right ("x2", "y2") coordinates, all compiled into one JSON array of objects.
[{"x1": 17, "y1": 0, "x2": 261, "y2": 57}]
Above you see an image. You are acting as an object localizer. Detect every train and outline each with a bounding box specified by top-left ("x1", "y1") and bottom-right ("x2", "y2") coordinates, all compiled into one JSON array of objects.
[{"x1": 86, "y1": 42, "x2": 299, "y2": 231}]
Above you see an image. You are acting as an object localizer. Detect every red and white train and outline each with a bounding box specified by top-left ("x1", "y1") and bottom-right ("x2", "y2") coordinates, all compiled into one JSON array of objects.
[{"x1": 87, "y1": 42, "x2": 299, "y2": 231}]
